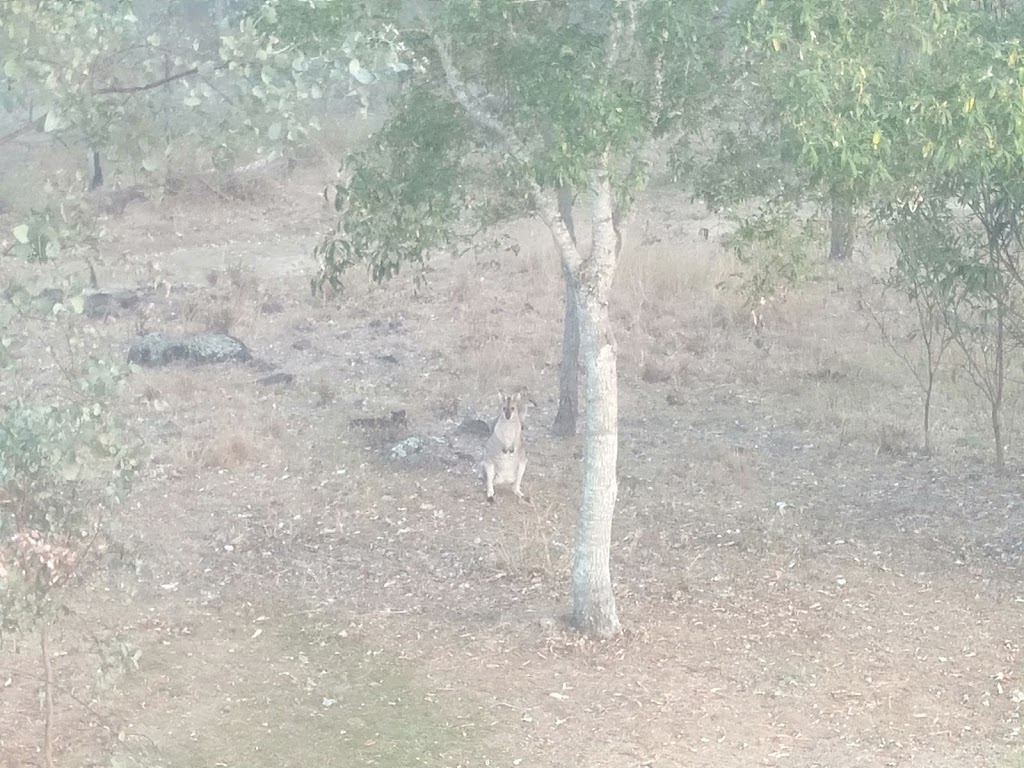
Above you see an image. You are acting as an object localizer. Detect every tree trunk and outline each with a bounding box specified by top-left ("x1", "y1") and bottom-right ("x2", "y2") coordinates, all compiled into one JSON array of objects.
[
  {"x1": 923, "y1": 369, "x2": 934, "y2": 455},
  {"x1": 41, "y1": 623, "x2": 55, "y2": 768},
  {"x1": 553, "y1": 186, "x2": 581, "y2": 436},
  {"x1": 992, "y1": 302, "x2": 1006, "y2": 471},
  {"x1": 828, "y1": 191, "x2": 856, "y2": 261},
  {"x1": 553, "y1": 263, "x2": 581, "y2": 436},
  {"x1": 570, "y1": 168, "x2": 621, "y2": 638},
  {"x1": 89, "y1": 150, "x2": 104, "y2": 191}
]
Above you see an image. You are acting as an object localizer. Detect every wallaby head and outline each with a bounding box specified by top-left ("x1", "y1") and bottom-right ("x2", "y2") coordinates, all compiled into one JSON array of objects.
[
  {"x1": 498, "y1": 390, "x2": 522, "y2": 422},
  {"x1": 493, "y1": 391, "x2": 523, "y2": 454}
]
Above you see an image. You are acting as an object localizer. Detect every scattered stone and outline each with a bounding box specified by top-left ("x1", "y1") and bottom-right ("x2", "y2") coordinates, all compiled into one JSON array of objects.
[
  {"x1": 260, "y1": 300, "x2": 285, "y2": 315},
  {"x1": 92, "y1": 184, "x2": 147, "y2": 216},
  {"x1": 292, "y1": 338, "x2": 313, "y2": 351},
  {"x1": 376, "y1": 353, "x2": 399, "y2": 364},
  {"x1": 256, "y1": 372, "x2": 294, "y2": 387},
  {"x1": 369, "y1": 317, "x2": 404, "y2": 334},
  {"x1": 83, "y1": 289, "x2": 141, "y2": 318},
  {"x1": 352, "y1": 410, "x2": 408, "y2": 430},
  {"x1": 458, "y1": 418, "x2": 493, "y2": 439},
  {"x1": 19, "y1": 287, "x2": 141, "y2": 317},
  {"x1": 127, "y1": 332, "x2": 252, "y2": 367},
  {"x1": 249, "y1": 358, "x2": 276, "y2": 373},
  {"x1": 390, "y1": 436, "x2": 423, "y2": 459},
  {"x1": 34, "y1": 288, "x2": 65, "y2": 314}
]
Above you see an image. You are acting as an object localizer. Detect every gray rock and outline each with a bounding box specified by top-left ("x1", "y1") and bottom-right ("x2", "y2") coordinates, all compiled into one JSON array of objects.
[
  {"x1": 352, "y1": 410, "x2": 408, "y2": 430},
  {"x1": 256, "y1": 372, "x2": 294, "y2": 387},
  {"x1": 84, "y1": 290, "x2": 140, "y2": 318},
  {"x1": 127, "y1": 332, "x2": 252, "y2": 367},
  {"x1": 390, "y1": 436, "x2": 423, "y2": 459},
  {"x1": 34, "y1": 288, "x2": 65, "y2": 314},
  {"x1": 458, "y1": 418, "x2": 493, "y2": 439}
]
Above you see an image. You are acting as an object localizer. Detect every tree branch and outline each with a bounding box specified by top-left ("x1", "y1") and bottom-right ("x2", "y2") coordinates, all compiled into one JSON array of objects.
[
  {"x1": 431, "y1": 36, "x2": 581, "y2": 271},
  {"x1": 432, "y1": 39, "x2": 528, "y2": 161},
  {"x1": 611, "y1": 127, "x2": 686, "y2": 255},
  {"x1": 604, "y1": 5, "x2": 625, "y2": 75},
  {"x1": 0, "y1": 121, "x2": 37, "y2": 146},
  {"x1": 93, "y1": 66, "x2": 204, "y2": 95}
]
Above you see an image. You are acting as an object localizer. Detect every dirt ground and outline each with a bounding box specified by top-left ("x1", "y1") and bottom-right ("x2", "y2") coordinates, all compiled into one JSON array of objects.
[{"x1": 3, "y1": 172, "x2": 1024, "y2": 768}]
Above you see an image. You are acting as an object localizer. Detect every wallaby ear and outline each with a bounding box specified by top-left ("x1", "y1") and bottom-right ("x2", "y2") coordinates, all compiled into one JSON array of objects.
[{"x1": 497, "y1": 390, "x2": 507, "y2": 405}]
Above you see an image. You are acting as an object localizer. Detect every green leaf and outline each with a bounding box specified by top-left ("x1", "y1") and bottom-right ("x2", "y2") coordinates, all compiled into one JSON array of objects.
[
  {"x1": 348, "y1": 58, "x2": 375, "y2": 85},
  {"x1": 12, "y1": 224, "x2": 29, "y2": 244},
  {"x1": 43, "y1": 109, "x2": 63, "y2": 133},
  {"x1": 67, "y1": 295, "x2": 85, "y2": 315}
]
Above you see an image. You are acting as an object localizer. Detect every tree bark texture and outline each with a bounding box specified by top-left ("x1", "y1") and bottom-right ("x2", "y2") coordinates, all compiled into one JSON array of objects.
[
  {"x1": 570, "y1": 167, "x2": 621, "y2": 638},
  {"x1": 553, "y1": 186, "x2": 581, "y2": 436},
  {"x1": 828, "y1": 191, "x2": 856, "y2": 261}
]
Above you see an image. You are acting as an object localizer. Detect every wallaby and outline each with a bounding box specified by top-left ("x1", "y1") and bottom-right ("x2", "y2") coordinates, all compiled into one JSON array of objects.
[{"x1": 480, "y1": 391, "x2": 527, "y2": 502}]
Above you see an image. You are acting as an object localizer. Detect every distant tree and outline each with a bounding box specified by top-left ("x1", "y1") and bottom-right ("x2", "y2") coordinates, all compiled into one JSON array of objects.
[
  {"x1": 0, "y1": 0, "x2": 349, "y2": 195},
  {"x1": 690, "y1": 0, "x2": 907, "y2": 285},
  {"x1": 0, "y1": 0, "x2": 361, "y2": 278},
  {"x1": 744, "y1": 0, "x2": 1024, "y2": 467}
]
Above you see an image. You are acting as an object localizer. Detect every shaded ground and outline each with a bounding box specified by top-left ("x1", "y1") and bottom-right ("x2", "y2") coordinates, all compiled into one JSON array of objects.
[{"x1": 2, "y1": 182, "x2": 1024, "y2": 768}]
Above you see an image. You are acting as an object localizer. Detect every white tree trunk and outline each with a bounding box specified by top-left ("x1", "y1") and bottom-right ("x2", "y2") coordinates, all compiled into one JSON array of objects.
[
  {"x1": 570, "y1": 165, "x2": 621, "y2": 638},
  {"x1": 534, "y1": 162, "x2": 621, "y2": 638},
  {"x1": 553, "y1": 262, "x2": 582, "y2": 436},
  {"x1": 553, "y1": 186, "x2": 581, "y2": 437}
]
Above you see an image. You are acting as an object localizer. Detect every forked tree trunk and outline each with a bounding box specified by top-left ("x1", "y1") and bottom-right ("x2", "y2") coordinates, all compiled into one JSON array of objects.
[
  {"x1": 829, "y1": 190, "x2": 856, "y2": 261},
  {"x1": 553, "y1": 186, "x2": 581, "y2": 436},
  {"x1": 569, "y1": 168, "x2": 621, "y2": 638}
]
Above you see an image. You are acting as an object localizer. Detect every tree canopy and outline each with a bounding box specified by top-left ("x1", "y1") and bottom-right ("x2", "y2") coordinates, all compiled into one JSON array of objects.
[{"x1": 308, "y1": 0, "x2": 726, "y2": 291}]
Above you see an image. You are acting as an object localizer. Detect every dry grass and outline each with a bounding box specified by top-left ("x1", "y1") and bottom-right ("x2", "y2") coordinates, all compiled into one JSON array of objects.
[
  {"x1": 493, "y1": 502, "x2": 568, "y2": 579},
  {"x1": 181, "y1": 428, "x2": 263, "y2": 468},
  {"x1": 614, "y1": 236, "x2": 749, "y2": 387}
]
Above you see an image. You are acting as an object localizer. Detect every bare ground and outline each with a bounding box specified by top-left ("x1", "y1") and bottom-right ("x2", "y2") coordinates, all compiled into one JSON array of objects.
[{"x1": 2, "y1": 178, "x2": 1024, "y2": 768}]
